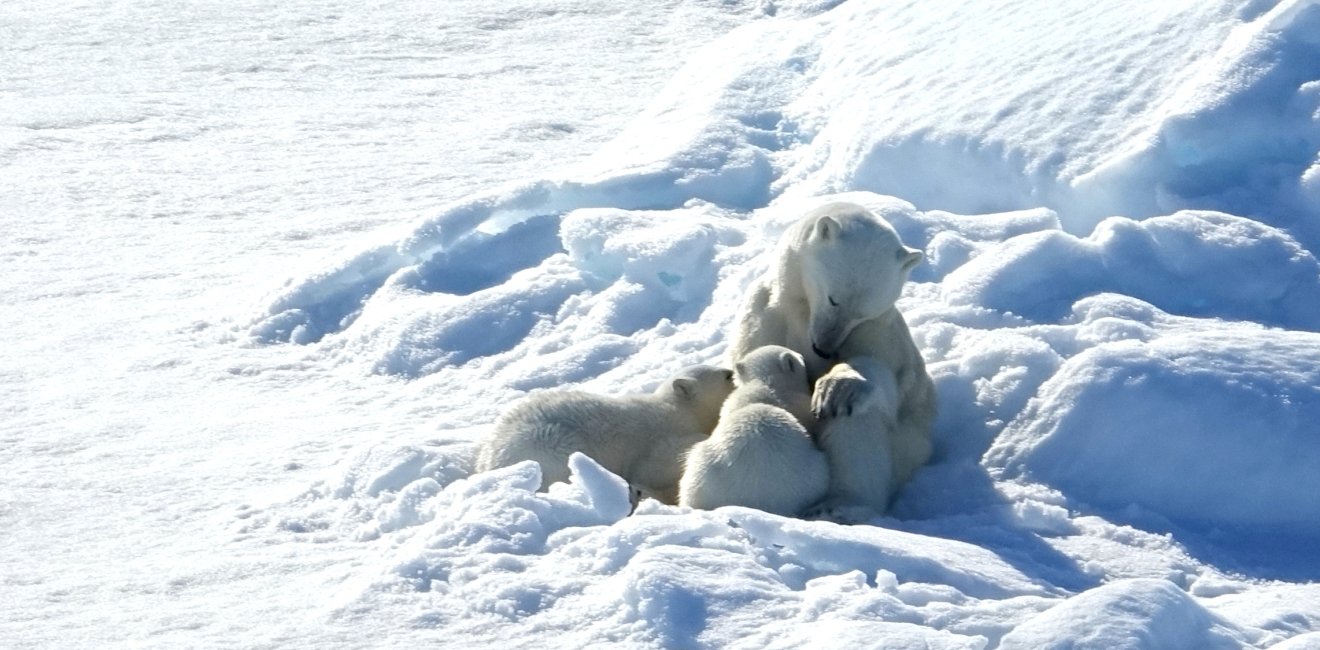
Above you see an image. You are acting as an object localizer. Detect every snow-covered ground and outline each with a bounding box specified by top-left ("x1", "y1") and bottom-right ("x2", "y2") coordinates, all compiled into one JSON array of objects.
[{"x1": 5, "y1": 0, "x2": 1320, "y2": 647}]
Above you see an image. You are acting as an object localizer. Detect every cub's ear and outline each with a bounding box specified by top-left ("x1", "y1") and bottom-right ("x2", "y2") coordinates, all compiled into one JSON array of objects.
[
  {"x1": 733, "y1": 361, "x2": 746, "y2": 380},
  {"x1": 900, "y1": 246, "x2": 924, "y2": 271},
  {"x1": 671, "y1": 377, "x2": 697, "y2": 400},
  {"x1": 814, "y1": 215, "x2": 840, "y2": 241},
  {"x1": 779, "y1": 350, "x2": 800, "y2": 374}
]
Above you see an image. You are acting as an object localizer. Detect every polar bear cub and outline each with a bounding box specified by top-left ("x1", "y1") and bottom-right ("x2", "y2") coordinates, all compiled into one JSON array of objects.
[
  {"x1": 475, "y1": 365, "x2": 734, "y2": 504},
  {"x1": 812, "y1": 358, "x2": 901, "y2": 516},
  {"x1": 679, "y1": 345, "x2": 828, "y2": 517}
]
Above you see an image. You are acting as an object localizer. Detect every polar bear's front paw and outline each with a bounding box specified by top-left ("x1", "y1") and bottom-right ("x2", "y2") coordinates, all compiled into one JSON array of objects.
[{"x1": 812, "y1": 371, "x2": 873, "y2": 419}]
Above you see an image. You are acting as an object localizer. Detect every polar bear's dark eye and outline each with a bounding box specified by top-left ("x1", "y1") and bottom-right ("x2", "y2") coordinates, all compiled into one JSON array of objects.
[{"x1": 828, "y1": 296, "x2": 839, "y2": 307}]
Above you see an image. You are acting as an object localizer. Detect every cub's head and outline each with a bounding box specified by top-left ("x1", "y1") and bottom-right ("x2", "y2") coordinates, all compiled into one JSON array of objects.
[
  {"x1": 658, "y1": 364, "x2": 736, "y2": 433},
  {"x1": 797, "y1": 202, "x2": 923, "y2": 359},
  {"x1": 734, "y1": 345, "x2": 809, "y2": 396}
]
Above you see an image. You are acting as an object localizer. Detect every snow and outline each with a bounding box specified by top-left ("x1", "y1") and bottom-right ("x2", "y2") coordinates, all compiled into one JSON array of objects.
[
  {"x1": 998, "y1": 578, "x2": 1248, "y2": 650},
  {"x1": 988, "y1": 330, "x2": 1320, "y2": 539},
  {"x1": 6, "y1": 0, "x2": 1320, "y2": 647}
]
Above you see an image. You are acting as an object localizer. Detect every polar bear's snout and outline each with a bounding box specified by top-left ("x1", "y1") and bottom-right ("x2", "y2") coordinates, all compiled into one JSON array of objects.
[{"x1": 809, "y1": 313, "x2": 853, "y2": 360}]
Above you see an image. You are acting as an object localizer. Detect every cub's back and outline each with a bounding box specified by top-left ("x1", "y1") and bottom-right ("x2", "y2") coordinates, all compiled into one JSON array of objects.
[{"x1": 478, "y1": 392, "x2": 643, "y2": 472}]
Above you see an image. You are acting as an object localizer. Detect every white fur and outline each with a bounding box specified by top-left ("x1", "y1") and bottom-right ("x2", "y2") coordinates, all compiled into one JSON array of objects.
[
  {"x1": 679, "y1": 346, "x2": 828, "y2": 517},
  {"x1": 476, "y1": 365, "x2": 734, "y2": 504},
  {"x1": 814, "y1": 359, "x2": 901, "y2": 512},
  {"x1": 729, "y1": 202, "x2": 936, "y2": 515}
]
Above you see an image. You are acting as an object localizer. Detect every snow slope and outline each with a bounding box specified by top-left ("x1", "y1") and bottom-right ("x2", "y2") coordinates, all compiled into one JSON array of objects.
[
  {"x1": 6, "y1": 0, "x2": 1320, "y2": 647},
  {"x1": 1, "y1": 0, "x2": 752, "y2": 646}
]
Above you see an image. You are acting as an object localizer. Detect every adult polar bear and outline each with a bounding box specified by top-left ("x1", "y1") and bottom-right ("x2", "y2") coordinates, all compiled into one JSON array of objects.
[{"x1": 729, "y1": 202, "x2": 936, "y2": 515}]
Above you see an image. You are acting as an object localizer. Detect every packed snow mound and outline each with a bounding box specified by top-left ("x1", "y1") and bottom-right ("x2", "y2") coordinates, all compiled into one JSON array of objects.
[
  {"x1": 986, "y1": 328, "x2": 1320, "y2": 534},
  {"x1": 999, "y1": 578, "x2": 1246, "y2": 650},
  {"x1": 941, "y1": 211, "x2": 1320, "y2": 329},
  {"x1": 341, "y1": 201, "x2": 748, "y2": 382},
  {"x1": 1270, "y1": 633, "x2": 1320, "y2": 650}
]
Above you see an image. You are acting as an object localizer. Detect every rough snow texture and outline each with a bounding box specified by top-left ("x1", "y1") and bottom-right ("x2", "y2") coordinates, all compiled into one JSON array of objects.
[
  {"x1": 274, "y1": 191, "x2": 1320, "y2": 646},
  {"x1": 8, "y1": 0, "x2": 1320, "y2": 648}
]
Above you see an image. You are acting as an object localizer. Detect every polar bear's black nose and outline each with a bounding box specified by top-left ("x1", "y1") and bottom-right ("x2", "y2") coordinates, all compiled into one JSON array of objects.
[{"x1": 811, "y1": 342, "x2": 834, "y2": 359}]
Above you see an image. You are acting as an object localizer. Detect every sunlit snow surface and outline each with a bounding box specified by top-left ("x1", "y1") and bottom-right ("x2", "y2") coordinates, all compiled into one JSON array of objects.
[{"x1": 6, "y1": 0, "x2": 1320, "y2": 647}]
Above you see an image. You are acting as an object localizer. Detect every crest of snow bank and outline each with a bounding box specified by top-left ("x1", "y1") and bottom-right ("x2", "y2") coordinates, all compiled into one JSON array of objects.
[{"x1": 941, "y1": 211, "x2": 1320, "y2": 329}]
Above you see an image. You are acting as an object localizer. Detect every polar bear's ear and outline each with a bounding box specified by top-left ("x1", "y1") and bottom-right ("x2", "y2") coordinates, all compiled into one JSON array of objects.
[
  {"x1": 900, "y1": 246, "x2": 924, "y2": 271},
  {"x1": 779, "y1": 350, "x2": 800, "y2": 374},
  {"x1": 671, "y1": 377, "x2": 697, "y2": 400},
  {"x1": 814, "y1": 216, "x2": 840, "y2": 241}
]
